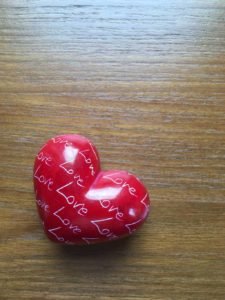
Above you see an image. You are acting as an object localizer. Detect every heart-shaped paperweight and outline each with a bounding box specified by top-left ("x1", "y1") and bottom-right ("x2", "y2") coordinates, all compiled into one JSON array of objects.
[{"x1": 33, "y1": 134, "x2": 150, "y2": 245}]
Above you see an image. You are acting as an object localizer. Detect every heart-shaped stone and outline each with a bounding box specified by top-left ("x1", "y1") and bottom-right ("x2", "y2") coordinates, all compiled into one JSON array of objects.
[{"x1": 33, "y1": 134, "x2": 150, "y2": 245}]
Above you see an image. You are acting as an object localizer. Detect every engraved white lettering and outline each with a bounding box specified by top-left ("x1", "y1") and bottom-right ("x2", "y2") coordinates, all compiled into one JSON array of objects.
[
  {"x1": 56, "y1": 181, "x2": 75, "y2": 204},
  {"x1": 59, "y1": 161, "x2": 85, "y2": 187},
  {"x1": 90, "y1": 217, "x2": 118, "y2": 240},
  {"x1": 73, "y1": 174, "x2": 84, "y2": 187},
  {"x1": 88, "y1": 142, "x2": 98, "y2": 160},
  {"x1": 52, "y1": 137, "x2": 72, "y2": 147},
  {"x1": 99, "y1": 200, "x2": 124, "y2": 221},
  {"x1": 99, "y1": 199, "x2": 110, "y2": 208},
  {"x1": 56, "y1": 181, "x2": 88, "y2": 216},
  {"x1": 125, "y1": 218, "x2": 144, "y2": 234},
  {"x1": 79, "y1": 149, "x2": 95, "y2": 176},
  {"x1": 109, "y1": 205, "x2": 124, "y2": 221},
  {"x1": 48, "y1": 226, "x2": 64, "y2": 242},
  {"x1": 53, "y1": 206, "x2": 81, "y2": 234},
  {"x1": 37, "y1": 151, "x2": 52, "y2": 167},
  {"x1": 140, "y1": 193, "x2": 150, "y2": 209},
  {"x1": 103, "y1": 173, "x2": 137, "y2": 197},
  {"x1": 91, "y1": 217, "x2": 113, "y2": 236},
  {"x1": 59, "y1": 161, "x2": 74, "y2": 175},
  {"x1": 34, "y1": 165, "x2": 54, "y2": 191},
  {"x1": 36, "y1": 198, "x2": 49, "y2": 212}
]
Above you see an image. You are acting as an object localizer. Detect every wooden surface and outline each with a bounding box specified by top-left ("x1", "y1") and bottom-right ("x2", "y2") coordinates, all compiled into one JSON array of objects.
[{"x1": 0, "y1": 1, "x2": 225, "y2": 299}]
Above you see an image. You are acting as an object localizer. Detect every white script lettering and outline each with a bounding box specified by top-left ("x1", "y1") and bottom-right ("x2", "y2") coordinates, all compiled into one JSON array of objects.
[
  {"x1": 91, "y1": 218, "x2": 118, "y2": 240},
  {"x1": 79, "y1": 149, "x2": 95, "y2": 176},
  {"x1": 59, "y1": 161, "x2": 84, "y2": 187},
  {"x1": 56, "y1": 181, "x2": 88, "y2": 216},
  {"x1": 103, "y1": 173, "x2": 137, "y2": 197},
  {"x1": 37, "y1": 151, "x2": 52, "y2": 166},
  {"x1": 53, "y1": 206, "x2": 81, "y2": 234},
  {"x1": 99, "y1": 199, "x2": 124, "y2": 221},
  {"x1": 34, "y1": 165, "x2": 54, "y2": 191},
  {"x1": 36, "y1": 198, "x2": 49, "y2": 212},
  {"x1": 52, "y1": 137, "x2": 72, "y2": 147}
]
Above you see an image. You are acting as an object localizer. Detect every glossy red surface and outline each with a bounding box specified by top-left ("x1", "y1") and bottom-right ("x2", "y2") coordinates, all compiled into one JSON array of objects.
[{"x1": 33, "y1": 134, "x2": 150, "y2": 245}]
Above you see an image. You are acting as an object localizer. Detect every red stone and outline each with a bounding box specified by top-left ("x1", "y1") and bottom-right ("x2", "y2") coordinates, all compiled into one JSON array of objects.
[{"x1": 33, "y1": 134, "x2": 150, "y2": 245}]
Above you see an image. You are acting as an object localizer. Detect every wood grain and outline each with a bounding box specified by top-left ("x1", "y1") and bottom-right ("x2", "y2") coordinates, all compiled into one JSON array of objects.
[{"x1": 0, "y1": 1, "x2": 225, "y2": 299}]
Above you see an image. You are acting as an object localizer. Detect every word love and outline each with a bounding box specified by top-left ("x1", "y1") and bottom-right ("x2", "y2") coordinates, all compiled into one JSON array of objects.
[
  {"x1": 59, "y1": 161, "x2": 84, "y2": 187},
  {"x1": 79, "y1": 149, "x2": 95, "y2": 176},
  {"x1": 48, "y1": 226, "x2": 70, "y2": 243},
  {"x1": 36, "y1": 151, "x2": 52, "y2": 167},
  {"x1": 103, "y1": 173, "x2": 137, "y2": 197},
  {"x1": 36, "y1": 197, "x2": 49, "y2": 212},
  {"x1": 34, "y1": 134, "x2": 150, "y2": 245},
  {"x1": 34, "y1": 165, "x2": 54, "y2": 191},
  {"x1": 52, "y1": 136, "x2": 72, "y2": 147},
  {"x1": 56, "y1": 181, "x2": 88, "y2": 216},
  {"x1": 53, "y1": 206, "x2": 81, "y2": 234},
  {"x1": 99, "y1": 200, "x2": 124, "y2": 221},
  {"x1": 91, "y1": 218, "x2": 118, "y2": 240}
]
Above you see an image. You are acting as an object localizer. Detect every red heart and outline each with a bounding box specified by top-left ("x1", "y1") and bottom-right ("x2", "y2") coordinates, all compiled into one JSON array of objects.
[{"x1": 33, "y1": 134, "x2": 150, "y2": 245}]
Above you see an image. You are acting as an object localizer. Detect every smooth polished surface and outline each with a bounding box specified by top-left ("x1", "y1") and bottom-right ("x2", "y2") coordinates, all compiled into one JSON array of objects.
[
  {"x1": 34, "y1": 134, "x2": 150, "y2": 244},
  {"x1": 0, "y1": 0, "x2": 225, "y2": 299}
]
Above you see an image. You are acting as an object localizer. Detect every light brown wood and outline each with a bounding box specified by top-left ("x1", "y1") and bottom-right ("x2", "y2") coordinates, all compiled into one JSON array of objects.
[{"x1": 0, "y1": 1, "x2": 225, "y2": 299}]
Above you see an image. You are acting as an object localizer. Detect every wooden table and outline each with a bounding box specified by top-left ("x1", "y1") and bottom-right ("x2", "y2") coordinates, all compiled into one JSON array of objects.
[{"x1": 0, "y1": 1, "x2": 225, "y2": 299}]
